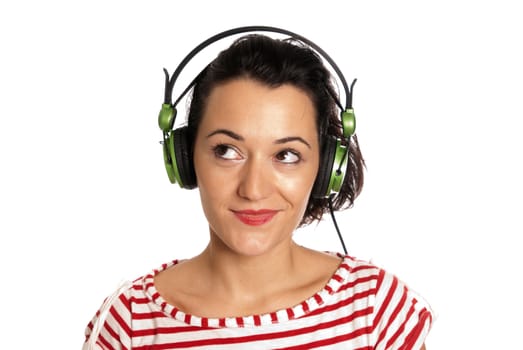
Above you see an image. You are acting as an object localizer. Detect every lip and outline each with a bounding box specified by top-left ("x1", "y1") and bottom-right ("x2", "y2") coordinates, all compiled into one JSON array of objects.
[{"x1": 232, "y1": 209, "x2": 279, "y2": 226}]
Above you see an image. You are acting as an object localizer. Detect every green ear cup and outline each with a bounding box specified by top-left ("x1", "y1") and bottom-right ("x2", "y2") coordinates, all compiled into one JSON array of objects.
[
  {"x1": 161, "y1": 131, "x2": 183, "y2": 185},
  {"x1": 327, "y1": 140, "x2": 348, "y2": 194},
  {"x1": 162, "y1": 138, "x2": 177, "y2": 184},
  {"x1": 341, "y1": 108, "x2": 356, "y2": 138},
  {"x1": 165, "y1": 132, "x2": 183, "y2": 185},
  {"x1": 158, "y1": 104, "x2": 176, "y2": 132},
  {"x1": 159, "y1": 103, "x2": 182, "y2": 185}
]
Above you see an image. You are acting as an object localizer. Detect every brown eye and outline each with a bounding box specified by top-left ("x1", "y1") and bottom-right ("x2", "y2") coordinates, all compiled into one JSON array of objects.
[
  {"x1": 275, "y1": 149, "x2": 301, "y2": 164},
  {"x1": 213, "y1": 144, "x2": 242, "y2": 160}
]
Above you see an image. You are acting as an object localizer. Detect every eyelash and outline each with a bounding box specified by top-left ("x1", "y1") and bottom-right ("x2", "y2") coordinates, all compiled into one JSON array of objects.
[
  {"x1": 275, "y1": 149, "x2": 302, "y2": 164},
  {"x1": 211, "y1": 144, "x2": 302, "y2": 164},
  {"x1": 212, "y1": 144, "x2": 242, "y2": 160}
]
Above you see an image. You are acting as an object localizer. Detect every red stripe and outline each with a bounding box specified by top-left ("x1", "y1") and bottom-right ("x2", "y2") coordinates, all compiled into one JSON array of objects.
[
  {"x1": 133, "y1": 325, "x2": 207, "y2": 337},
  {"x1": 332, "y1": 274, "x2": 343, "y2": 283},
  {"x1": 301, "y1": 301, "x2": 310, "y2": 313},
  {"x1": 306, "y1": 289, "x2": 375, "y2": 318},
  {"x1": 132, "y1": 284, "x2": 145, "y2": 291},
  {"x1": 144, "y1": 278, "x2": 154, "y2": 287},
  {"x1": 287, "y1": 308, "x2": 295, "y2": 319},
  {"x1": 118, "y1": 293, "x2": 131, "y2": 312},
  {"x1": 98, "y1": 333, "x2": 118, "y2": 350},
  {"x1": 236, "y1": 317, "x2": 244, "y2": 327},
  {"x1": 351, "y1": 263, "x2": 376, "y2": 274},
  {"x1": 373, "y1": 270, "x2": 396, "y2": 331},
  {"x1": 253, "y1": 314, "x2": 261, "y2": 326},
  {"x1": 399, "y1": 308, "x2": 432, "y2": 350},
  {"x1": 386, "y1": 296, "x2": 416, "y2": 348},
  {"x1": 338, "y1": 274, "x2": 379, "y2": 292},
  {"x1": 131, "y1": 310, "x2": 373, "y2": 349},
  {"x1": 275, "y1": 326, "x2": 373, "y2": 350},
  {"x1": 130, "y1": 297, "x2": 150, "y2": 304},
  {"x1": 378, "y1": 283, "x2": 407, "y2": 347},
  {"x1": 375, "y1": 274, "x2": 409, "y2": 348},
  {"x1": 110, "y1": 305, "x2": 132, "y2": 338},
  {"x1": 132, "y1": 311, "x2": 166, "y2": 320},
  {"x1": 151, "y1": 292, "x2": 161, "y2": 302},
  {"x1": 104, "y1": 322, "x2": 123, "y2": 344},
  {"x1": 338, "y1": 262, "x2": 351, "y2": 271}
]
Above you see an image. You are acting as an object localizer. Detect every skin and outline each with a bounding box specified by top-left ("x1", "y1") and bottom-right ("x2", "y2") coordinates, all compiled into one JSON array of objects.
[
  {"x1": 155, "y1": 77, "x2": 427, "y2": 349},
  {"x1": 155, "y1": 78, "x2": 341, "y2": 317},
  {"x1": 195, "y1": 78, "x2": 320, "y2": 259}
]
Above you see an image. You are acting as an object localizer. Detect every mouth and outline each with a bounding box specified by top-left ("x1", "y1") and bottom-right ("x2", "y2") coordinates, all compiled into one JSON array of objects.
[{"x1": 232, "y1": 209, "x2": 279, "y2": 226}]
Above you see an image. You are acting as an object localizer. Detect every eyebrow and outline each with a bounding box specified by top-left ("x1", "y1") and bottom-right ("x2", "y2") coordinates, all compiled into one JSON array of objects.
[
  {"x1": 207, "y1": 129, "x2": 244, "y2": 141},
  {"x1": 275, "y1": 136, "x2": 311, "y2": 149},
  {"x1": 206, "y1": 129, "x2": 311, "y2": 149}
]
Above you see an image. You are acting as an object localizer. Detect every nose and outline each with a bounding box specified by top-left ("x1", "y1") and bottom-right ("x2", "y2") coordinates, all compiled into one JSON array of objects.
[{"x1": 237, "y1": 156, "x2": 274, "y2": 201}]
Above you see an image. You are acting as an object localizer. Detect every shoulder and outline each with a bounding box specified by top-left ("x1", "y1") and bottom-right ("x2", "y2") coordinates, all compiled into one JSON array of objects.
[
  {"x1": 83, "y1": 280, "x2": 136, "y2": 349},
  {"x1": 336, "y1": 254, "x2": 432, "y2": 307},
  {"x1": 333, "y1": 254, "x2": 384, "y2": 287},
  {"x1": 83, "y1": 260, "x2": 179, "y2": 349},
  {"x1": 342, "y1": 256, "x2": 433, "y2": 349},
  {"x1": 305, "y1": 254, "x2": 433, "y2": 349}
]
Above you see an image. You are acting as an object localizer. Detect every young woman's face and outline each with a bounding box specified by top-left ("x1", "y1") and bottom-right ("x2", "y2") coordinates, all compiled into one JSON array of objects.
[{"x1": 193, "y1": 78, "x2": 320, "y2": 257}]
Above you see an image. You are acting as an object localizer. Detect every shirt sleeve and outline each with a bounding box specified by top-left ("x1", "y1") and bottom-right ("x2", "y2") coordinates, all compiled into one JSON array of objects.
[
  {"x1": 83, "y1": 281, "x2": 133, "y2": 350},
  {"x1": 371, "y1": 269, "x2": 433, "y2": 350}
]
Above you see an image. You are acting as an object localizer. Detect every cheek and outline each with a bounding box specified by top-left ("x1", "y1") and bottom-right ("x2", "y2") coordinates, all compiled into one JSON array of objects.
[
  {"x1": 196, "y1": 176, "x2": 231, "y2": 230},
  {"x1": 276, "y1": 164, "x2": 318, "y2": 206},
  {"x1": 196, "y1": 167, "x2": 228, "y2": 203},
  {"x1": 278, "y1": 175, "x2": 312, "y2": 196},
  {"x1": 194, "y1": 154, "x2": 237, "y2": 211}
]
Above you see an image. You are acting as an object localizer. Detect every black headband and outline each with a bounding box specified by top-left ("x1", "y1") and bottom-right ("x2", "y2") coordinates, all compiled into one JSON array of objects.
[{"x1": 162, "y1": 25, "x2": 355, "y2": 111}]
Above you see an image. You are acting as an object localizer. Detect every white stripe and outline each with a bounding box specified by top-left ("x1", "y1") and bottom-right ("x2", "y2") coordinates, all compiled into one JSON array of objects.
[{"x1": 85, "y1": 280, "x2": 132, "y2": 350}]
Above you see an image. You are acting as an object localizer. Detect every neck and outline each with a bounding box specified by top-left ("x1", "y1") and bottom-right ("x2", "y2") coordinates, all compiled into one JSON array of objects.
[{"x1": 198, "y1": 233, "x2": 303, "y2": 299}]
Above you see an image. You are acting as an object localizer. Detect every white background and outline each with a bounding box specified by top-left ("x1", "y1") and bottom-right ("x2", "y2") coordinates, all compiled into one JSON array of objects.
[{"x1": 1, "y1": 1, "x2": 521, "y2": 348}]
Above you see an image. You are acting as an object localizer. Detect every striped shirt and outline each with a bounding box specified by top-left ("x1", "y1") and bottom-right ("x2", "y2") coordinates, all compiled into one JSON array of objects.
[{"x1": 83, "y1": 255, "x2": 432, "y2": 349}]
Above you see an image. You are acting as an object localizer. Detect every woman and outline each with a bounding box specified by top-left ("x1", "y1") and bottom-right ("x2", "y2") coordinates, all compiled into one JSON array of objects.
[{"x1": 84, "y1": 30, "x2": 432, "y2": 349}]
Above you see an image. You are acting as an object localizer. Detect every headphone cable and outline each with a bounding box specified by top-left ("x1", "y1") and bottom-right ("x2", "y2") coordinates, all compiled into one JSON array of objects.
[{"x1": 328, "y1": 194, "x2": 348, "y2": 255}]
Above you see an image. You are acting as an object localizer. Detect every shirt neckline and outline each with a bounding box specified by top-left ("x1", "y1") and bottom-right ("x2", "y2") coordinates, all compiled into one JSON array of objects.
[{"x1": 142, "y1": 254, "x2": 351, "y2": 328}]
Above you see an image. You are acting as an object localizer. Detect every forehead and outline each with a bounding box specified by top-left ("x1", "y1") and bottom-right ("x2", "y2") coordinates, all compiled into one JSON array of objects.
[{"x1": 199, "y1": 78, "x2": 318, "y2": 140}]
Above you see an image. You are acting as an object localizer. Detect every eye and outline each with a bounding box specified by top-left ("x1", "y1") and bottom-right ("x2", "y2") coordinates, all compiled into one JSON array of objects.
[
  {"x1": 275, "y1": 149, "x2": 301, "y2": 164},
  {"x1": 213, "y1": 144, "x2": 242, "y2": 160}
]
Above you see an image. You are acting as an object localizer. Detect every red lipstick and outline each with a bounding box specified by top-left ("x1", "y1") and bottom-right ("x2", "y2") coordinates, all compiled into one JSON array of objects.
[{"x1": 232, "y1": 209, "x2": 278, "y2": 226}]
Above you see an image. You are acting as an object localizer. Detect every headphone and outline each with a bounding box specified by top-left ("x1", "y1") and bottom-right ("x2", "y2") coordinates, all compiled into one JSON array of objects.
[{"x1": 158, "y1": 26, "x2": 357, "y2": 199}]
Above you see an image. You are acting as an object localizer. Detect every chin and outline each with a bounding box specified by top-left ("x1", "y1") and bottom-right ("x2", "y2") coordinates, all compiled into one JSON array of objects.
[{"x1": 229, "y1": 236, "x2": 277, "y2": 257}]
